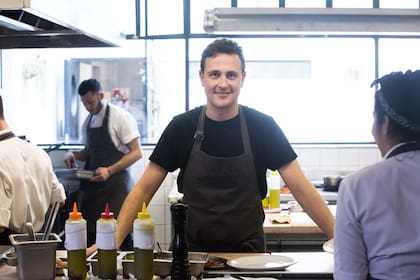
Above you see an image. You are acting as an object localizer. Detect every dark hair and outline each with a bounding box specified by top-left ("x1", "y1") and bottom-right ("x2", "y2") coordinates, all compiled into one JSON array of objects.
[
  {"x1": 0, "y1": 95, "x2": 4, "y2": 119},
  {"x1": 200, "y1": 38, "x2": 246, "y2": 73},
  {"x1": 78, "y1": 78, "x2": 102, "y2": 96},
  {"x1": 372, "y1": 70, "x2": 420, "y2": 142}
]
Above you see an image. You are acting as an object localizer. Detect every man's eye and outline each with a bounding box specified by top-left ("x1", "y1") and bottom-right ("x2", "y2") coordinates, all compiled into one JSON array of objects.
[
  {"x1": 209, "y1": 72, "x2": 220, "y2": 78},
  {"x1": 227, "y1": 72, "x2": 238, "y2": 79}
]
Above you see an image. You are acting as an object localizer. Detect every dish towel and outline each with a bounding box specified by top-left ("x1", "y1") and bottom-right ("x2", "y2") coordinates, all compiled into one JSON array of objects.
[{"x1": 268, "y1": 213, "x2": 291, "y2": 224}]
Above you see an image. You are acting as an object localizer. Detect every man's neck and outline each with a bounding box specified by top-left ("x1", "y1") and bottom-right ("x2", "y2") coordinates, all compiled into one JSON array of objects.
[
  {"x1": 205, "y1": 105, "x2": 239, "y2": 121},
  {"x1": 0, "y1": 120, "x2": 8, "y2": 130}
]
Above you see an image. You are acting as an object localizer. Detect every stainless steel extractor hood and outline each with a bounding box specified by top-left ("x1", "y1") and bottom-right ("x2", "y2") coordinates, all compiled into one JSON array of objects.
[{"x1": 0, "y1": 0, "x2": 135, "y2": 49}]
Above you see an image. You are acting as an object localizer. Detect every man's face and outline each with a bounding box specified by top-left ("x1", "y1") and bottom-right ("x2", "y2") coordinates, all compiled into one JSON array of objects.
[
  {"x1": 199, "y1": 53, "x2": 245, "y2": 111},
  {"x1": 80, "y1": 91, "x2": 102, "y2": 114}
]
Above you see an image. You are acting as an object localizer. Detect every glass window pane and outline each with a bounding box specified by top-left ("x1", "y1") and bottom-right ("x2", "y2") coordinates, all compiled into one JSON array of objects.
[
  {"x1": 190, "y1": 0, "x2": 231, "y2": 34},
  {"x1": 286, "y1": 0, "x2": 326, "y2": 8},
  {"x1": 333, "y1": 0, "x2": 373, "y2": 8},
  {"x1": 380, "y1": 0, "x2": 419, "y2": 8},
  {"x1": 146, "y1": 39, "x2": 186, "y2": 143},
  {"x1": 190, "y1": 38, "x2": 375, "y2": 143},
  {"x1": 2, "y1": 44, "x2": 146, "y2": 145},
  {"x1": 378, "y1": 38, "x2": 420, "y2": 77},
  {"x1": 147, "y1": 0, "x2": 184, "y2": 35}
]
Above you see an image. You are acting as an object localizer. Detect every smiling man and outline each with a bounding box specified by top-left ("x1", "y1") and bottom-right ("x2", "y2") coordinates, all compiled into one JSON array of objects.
[{"x1": 114, "y1": 38, "x2": 334, "y2": 252}]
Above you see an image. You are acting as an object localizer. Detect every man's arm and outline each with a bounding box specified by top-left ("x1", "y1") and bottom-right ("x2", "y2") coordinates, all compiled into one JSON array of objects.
[
  {"x1": 279, "y1": 159, "x2": 335, "y2": 239},
  {"x1": 64, "y1": 148, "x2": 88, "y2": 168},
  {"x1": 116, "y1": 161, "x2": 168, "y2": 248},
  {"x1": 92, "y1": 137, "x2": 142, "y2": 181}
]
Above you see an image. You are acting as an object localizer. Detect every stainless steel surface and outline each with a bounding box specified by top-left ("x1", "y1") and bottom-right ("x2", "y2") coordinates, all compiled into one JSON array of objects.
[
  {"x1": 25, "y1": 223, "x2": 35, "y2": 241},
  {"x1": 54, "y1": 168, "x2": 94, "y2": 180},
  {"x1": 9, "y1": 233, "x2": 61, "y2": 280},
  {"x1": 323, "y1": 175, "x2": 342, "y2": 187},
  {"x1": 88, "y1": 251, "x2": 209, "y2": 278},
  {"x1": 0, "y1": 246, "x2": 15, "y2": 265},
  {"x1": 0, "y1": 0, "x2": 134, "y2": 48},
  {"x1": 42, "y1": 202, "x2": 59, "y2": 241}
]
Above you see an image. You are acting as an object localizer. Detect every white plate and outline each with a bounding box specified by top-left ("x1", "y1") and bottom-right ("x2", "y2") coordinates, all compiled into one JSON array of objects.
[
  {"x1": 323, "y1": 238, "x2": 334, "y2": 254},
  {"x1": 227, "y1": 255, "x2": 297, "y2": 271}
]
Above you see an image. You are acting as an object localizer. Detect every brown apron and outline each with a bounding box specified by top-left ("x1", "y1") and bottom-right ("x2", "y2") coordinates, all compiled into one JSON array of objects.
[
  {"x1": 80, "y1": 105, "x2": 133, "y2": 247},
  {"x1": 182, "y1": 106, "x2": 265, "y2": 252}
]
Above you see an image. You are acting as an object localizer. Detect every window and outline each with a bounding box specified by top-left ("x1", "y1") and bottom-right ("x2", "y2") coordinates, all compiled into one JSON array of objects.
[
  {"x1": 2, "y1": 1, "x2": 420, "y2": 145},
  {"x1": 189, "y1": 38, "x2": 376, "y2": 143}
]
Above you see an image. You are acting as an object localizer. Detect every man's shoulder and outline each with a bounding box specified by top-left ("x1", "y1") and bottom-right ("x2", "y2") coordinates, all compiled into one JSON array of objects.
[
  {"x1": 241, "y1": 105, "x2": 275, "y2": 126},
  {"x1": 171, "y1": 106, "x2": 202, "y2": 124}
]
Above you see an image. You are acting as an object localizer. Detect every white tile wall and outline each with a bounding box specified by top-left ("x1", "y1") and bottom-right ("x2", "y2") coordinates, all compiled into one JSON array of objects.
[{"x1": 49, "y1": 144, "x2": 382, "y2": 251}]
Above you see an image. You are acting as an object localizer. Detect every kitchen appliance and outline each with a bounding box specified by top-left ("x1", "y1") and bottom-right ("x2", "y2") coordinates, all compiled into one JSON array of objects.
[{"x1": 0, "y1": 0, "x2": 135, "y2": 48}]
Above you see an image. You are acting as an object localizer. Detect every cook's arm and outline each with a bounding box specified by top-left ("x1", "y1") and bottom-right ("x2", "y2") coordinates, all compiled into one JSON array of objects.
[
  {"x1": 93, "y1": 137, "x2": 142, "y2": 181},
  {"x1": 116, "y1": 161, "x2": 168, "y2": 248},
  {"x1": 64, "y1": 148, "x2": 88, "y2": 168},
  {"x1": 279, "y1": 159, "x2": 335, "y2": 239}
]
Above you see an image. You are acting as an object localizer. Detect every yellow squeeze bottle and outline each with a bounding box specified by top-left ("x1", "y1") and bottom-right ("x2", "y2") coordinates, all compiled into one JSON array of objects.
[
  {"x1": 133, "y1": 202, "x2": 155, "y2": 280},
  {"x1": 65, "y1": 202, "x2": 87, "y2": 280},
  {"x1": 96, "y1": 202, "x2": 118, "y2": 280}
]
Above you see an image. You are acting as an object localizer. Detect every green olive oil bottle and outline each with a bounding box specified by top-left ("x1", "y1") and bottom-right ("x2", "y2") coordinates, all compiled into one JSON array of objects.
[
  {"x1": 133, "y1": 202, "x2": 155, "y2": 280},
  {"x1": 96, "y1": 202, "x2": 117, "y2": 280},
  {"x1": 65, "y1": 202, "x2": 87, "y2": 280}
]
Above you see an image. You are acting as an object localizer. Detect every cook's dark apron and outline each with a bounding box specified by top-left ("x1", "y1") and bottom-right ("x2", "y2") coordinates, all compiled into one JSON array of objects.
[
  {"x1": 182, "y1": 106, "x2": 265, "y2": 252},
  {"x1": 80, "y1": 105, "x2": 133, "y2": 247},
  {"x1": 0, "y1": 131, "x2": 16, "y2": 245}
]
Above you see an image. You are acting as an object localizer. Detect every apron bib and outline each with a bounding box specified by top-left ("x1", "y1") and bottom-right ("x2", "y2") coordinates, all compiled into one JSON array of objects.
[
  {"x1": 182, "y1": 106, "x2": 265, "y2": 252},
  {"x1": 81, "y1": 105, "x2": 132, "y2": 235}
]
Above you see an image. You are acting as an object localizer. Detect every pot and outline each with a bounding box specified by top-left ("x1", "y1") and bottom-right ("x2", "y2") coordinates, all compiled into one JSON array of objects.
[{"x1": 323, "y1": 175, "x2": 343, "y2": 192}]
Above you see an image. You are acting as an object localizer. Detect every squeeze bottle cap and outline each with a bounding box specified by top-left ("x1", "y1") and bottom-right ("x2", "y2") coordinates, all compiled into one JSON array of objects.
[
  {"x1": 137, "y1": 202, "x2": 150, "y2": 219},
  {"x1": 101, "y1": 202, "x2": 114, "y2": 219},
  {"x1": 69, "y1": 202, "x2": 82, "y2": 219}
]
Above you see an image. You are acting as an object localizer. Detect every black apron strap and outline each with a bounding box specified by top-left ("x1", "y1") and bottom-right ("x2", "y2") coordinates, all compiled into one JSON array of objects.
[{"x1": 0, "y1": 131, "x2": 15, "y2": 141}]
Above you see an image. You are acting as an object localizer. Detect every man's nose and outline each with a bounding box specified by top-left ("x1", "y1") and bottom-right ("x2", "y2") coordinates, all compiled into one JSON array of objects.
[{"x1": 217, "y1": 77, "x2": 228, "y2": 87}]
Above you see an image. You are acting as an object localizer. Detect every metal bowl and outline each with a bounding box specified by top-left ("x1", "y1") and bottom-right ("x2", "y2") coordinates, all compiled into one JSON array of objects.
[
  {"x1": 88, "y1": 250, "x2": 208, "y2": 278},
  {"x1": 4, "y1": 251, "x2": 17, "y2": 266},
  {"x1": 323, "y1": 175, "x2": 343, "y2": 191}
]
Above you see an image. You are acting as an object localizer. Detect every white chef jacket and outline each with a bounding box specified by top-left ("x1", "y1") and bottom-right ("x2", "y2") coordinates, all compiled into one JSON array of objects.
[
  {"x1": 334, "y1": 146, "x2": 420, "y2": 280},
  {"x1": 0, "y1": 128, "x2": 66, "y2": 232},
  {"x1": 80, "y1": 101, "x2": 140, "y2": 153}
]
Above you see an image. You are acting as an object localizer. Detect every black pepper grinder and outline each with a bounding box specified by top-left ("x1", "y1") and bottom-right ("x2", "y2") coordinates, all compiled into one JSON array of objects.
[{"x1": 170, "y1": 203, "x2": 191, "y2": 280}]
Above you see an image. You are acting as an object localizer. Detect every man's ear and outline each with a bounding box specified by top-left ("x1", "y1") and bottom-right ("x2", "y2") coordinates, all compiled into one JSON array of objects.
[{"x1": 99, "y1": 92, "x2": 105, "y2": 100}]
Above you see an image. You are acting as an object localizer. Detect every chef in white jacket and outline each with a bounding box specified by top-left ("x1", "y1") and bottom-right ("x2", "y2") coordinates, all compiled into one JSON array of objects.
[{"x1": 334, "y1": 69, "x2": 420, "y2": 280}]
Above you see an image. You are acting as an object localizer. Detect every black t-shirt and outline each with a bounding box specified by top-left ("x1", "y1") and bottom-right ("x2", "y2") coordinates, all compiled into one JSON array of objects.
[{"x1": 150, "y1": 105, "x2": 297, "y2": 198}]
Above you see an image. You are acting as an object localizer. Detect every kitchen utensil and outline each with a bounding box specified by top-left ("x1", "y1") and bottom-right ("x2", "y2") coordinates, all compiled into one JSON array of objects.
[
  {"x1": 54, "y1": 168, "x2": 94, "y2": 180},
  {"x1": 25, "y1": 222, "x2": 36, "y2": 241},
  {"x1": 323, "y1": 175, "x2": 343, "y2": 191},
  {"x1": 9, "y1": 233, "x2": 61, "y2": 280},
  {"x1": 0, "y1": 246, "x2": 16, "y2": 265},
  {"x1": 88, "y1": 251, "x2": 209, "y2": 278},
  {"x1": 42, "y1": 202, "x2": 60, "y2": 240},
  {"x1": 226, "y1": 255, "x2": 297, "y2": 271}
]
